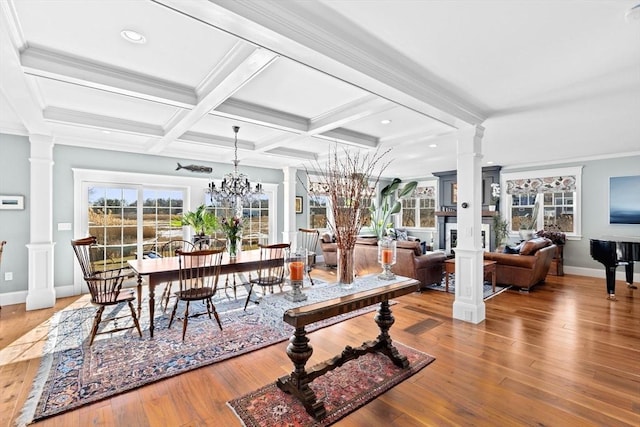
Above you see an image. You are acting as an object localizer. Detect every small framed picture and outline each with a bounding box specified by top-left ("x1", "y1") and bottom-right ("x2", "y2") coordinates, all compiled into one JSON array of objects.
[
  {"x1": 0, "y1": 195, "x2": 24, "y2": 210},
  {"x1": 295, "y1": 196, "x2": 303, "y2": 214}
]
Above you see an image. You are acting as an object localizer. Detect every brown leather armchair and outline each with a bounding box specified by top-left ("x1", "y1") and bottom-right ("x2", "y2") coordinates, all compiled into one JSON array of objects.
[
  {"x1": 353, "y1": 238, "x2": 445, "y2": 288},
  {"x1": 483, "y1": 237, "x2": 556, "y2": 291},
  {"x1": 320, "y1": 232, "x2": 337, "y2": 267}
]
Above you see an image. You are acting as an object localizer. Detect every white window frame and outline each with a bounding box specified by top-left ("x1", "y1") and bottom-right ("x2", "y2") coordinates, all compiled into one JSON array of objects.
[
  {"x1": 501, "y1": 166, "x2": 582, "y2": 240},
  {"x1": 398, "y1": 180, "x2": 438, "y2": 231},
  {"x1": 73, "y1": 168, "x2": 278, "y2": 293}
]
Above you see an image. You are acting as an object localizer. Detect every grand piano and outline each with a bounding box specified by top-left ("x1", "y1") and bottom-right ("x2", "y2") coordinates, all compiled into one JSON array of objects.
[{"x1": 590, "y1": 236, "x2": 640, "y2": 300}]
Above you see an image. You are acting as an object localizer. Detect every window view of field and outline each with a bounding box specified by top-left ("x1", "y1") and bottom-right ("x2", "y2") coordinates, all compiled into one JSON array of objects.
[{"x1": 87, "y1": 186, "x2": 271, "y2": 271}]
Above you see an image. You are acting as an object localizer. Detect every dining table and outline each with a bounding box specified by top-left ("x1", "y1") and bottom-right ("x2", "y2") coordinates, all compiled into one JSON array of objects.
[{"x1": 128, "y1": 249, "x2": 281, "y2": 337}]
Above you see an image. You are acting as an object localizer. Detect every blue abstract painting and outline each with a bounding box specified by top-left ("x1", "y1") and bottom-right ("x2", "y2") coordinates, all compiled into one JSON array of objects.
[{"x1": 609, "y1": 175, "x2": 640, "y2": 224}]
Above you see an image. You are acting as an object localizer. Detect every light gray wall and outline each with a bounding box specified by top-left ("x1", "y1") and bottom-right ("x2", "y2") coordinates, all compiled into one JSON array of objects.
[
  {"x1": 0, "y1": 133, "x2": 284, "y2": 296},
  {"x1": 0, "y1": 134, "x2": 30, "y2": 293}
]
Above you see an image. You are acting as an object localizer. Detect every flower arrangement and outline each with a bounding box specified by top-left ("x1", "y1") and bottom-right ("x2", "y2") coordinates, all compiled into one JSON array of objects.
[
  {"x1": 490, "y1": 183, "x2": 501, "y2": 203},
  {"x1": 220, "y1": 216, "x2": 244, "y2": 242}
]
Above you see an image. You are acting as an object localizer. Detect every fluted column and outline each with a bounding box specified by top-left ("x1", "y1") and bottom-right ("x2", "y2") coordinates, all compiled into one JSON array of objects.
[
  {"x1": 452, "y1": 125, "x2": 485, "y2": 324},
  {"x1": 25, "y1": 134, "x2": 56, "y2": 310}
]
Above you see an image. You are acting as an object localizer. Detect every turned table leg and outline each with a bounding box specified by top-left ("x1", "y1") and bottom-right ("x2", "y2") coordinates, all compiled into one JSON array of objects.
[
  {"x1": 277, "y1": 326, "x2": 326, "y2": 419},
  {"x1": 374, "y1": 300, "x2": 409, "y2": 368}
]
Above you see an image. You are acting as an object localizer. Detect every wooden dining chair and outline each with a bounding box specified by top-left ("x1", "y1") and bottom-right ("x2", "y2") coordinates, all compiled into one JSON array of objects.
[
  {"x1": 168, "y1": 248, "x2": 224, "y2": 340},
  {"x1": 158, "y1": 240, "x2": 197, "y2": 311},
  {"x1": 298, "y1": 228, "x2": 319, "y2": 285},
  {"x1": 71, "y1": 236, "x2": 142, "y2": 346},
  {"x1": 244, "y1": 243, "x2": 290, "y2": 310}
]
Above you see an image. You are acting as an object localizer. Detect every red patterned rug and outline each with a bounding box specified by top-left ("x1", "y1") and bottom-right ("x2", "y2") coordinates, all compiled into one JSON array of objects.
[
  {"x1": 227, "y1": 342, "x2": 435, "y2": 426},
  {"x1": 17, "y1": 286, "x2": 381, "y2": 426}
]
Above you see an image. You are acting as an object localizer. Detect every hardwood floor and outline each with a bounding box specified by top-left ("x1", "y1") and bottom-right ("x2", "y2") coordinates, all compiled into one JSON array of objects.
[{"x1": 1, "y1": 271, "x2": 639, "y2": 426}]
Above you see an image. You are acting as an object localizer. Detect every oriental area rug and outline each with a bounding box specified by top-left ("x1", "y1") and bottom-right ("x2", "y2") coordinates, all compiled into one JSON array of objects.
[
  {"x1": 228, "y1": 342, "x2": 435, "y2": 427},
  {"x1": 18, "y1": 276, "x2": 397, "y2": 426}
]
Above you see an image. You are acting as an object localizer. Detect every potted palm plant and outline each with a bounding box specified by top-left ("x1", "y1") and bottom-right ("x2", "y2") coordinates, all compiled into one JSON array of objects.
[{"x1": 171, "y1": 204, "x2": 218, "y2": 247}]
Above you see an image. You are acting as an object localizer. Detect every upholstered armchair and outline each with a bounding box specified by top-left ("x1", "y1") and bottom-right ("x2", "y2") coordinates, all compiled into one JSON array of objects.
[{"x1": 319, "y1": 232, "x2": 337, "y2": 267}]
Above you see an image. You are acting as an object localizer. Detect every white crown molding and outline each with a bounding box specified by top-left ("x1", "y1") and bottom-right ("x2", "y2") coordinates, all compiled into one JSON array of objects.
[
  {"x1": 0, "y1": 7, "x2": 49, "y2": 135},
  {"x1": 21, "y1": 45, "x2": 197, "y2": 107},
  {"x1": 44, "y1": 106, "x2": 165, "y2": 136},
  {"x1": 155, "y1": 0, "x2": 486, "y2": 127}
]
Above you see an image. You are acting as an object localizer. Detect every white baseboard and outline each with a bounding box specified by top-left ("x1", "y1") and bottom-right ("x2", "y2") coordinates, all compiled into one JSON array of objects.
[
  {"x1": 0, "y1": 284, "x2": 77, "y2": 306},
  {"x1": 564, "y1": 266, "x2": 640, "y2": 283},
  {"x1": 0, "y1": 290, "x2": 28, "y2": 306}
]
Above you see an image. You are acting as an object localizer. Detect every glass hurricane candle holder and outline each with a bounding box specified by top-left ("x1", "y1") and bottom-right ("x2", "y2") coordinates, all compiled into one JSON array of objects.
[
  {"x1": 378, "y1": 237, "x2": 397, "y2": 280},
  {"x1": 285, "y1": 248, "x2": 308, "y2": 302}
]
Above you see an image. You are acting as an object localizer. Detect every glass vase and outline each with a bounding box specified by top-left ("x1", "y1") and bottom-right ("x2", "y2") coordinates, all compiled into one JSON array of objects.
[
  {"x1": 337, "y1": 246, "x2": 355, "y2": 289},
  {"x1": 227, "y1": 237, "x2": 241, "y2": 258}
]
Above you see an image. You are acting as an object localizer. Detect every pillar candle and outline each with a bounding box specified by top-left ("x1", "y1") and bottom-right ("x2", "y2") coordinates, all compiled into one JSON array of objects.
[
  {"x1": 381, "y1": 248, "x2": 393, "y2": 264},
  {"x1": 290, "y1": 261, "x2": 304, "y2": 281}
]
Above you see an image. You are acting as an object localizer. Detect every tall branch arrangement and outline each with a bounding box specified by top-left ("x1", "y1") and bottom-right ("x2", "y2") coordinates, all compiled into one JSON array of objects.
[{"x1": 305, "y1": 145, "x2": 392, "y2": 251}]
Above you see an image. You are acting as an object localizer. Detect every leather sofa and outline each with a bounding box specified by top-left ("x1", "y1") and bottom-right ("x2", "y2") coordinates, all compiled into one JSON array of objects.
[
  {"x1": 353, "y1": 237, "x2": 446, "y2": 289},
  {"x1": 320, "y1": 233, "x2": 337, "y2": 266},
  {"x1": 483, "y1": 237, "x2": 556, "y2": 291}
]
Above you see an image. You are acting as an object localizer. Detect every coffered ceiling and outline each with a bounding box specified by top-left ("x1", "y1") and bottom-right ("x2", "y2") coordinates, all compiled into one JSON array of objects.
[{"x1": 1, "y1": 0, "x2": 639, "y2": 179}]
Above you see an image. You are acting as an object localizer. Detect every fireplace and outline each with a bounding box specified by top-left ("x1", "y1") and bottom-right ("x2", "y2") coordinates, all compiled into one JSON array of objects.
[{"x1": 445, "y1": 223, "x2": 490, "y2": 255}]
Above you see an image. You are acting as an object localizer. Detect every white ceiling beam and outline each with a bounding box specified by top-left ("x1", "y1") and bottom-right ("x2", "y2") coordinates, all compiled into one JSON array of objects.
[
  {"x1": 179, "y1": 130, "x2": 254, "y2": 151},
  {"x1": 0, "y1": 3, "x2": 49, "y2": 135},
  {"x1": 146, "y1": 47, "x2": 279, "y2": 153},
  {"x1": 213, "y1": 98, "x2": 308, "y2": 132},
  {"x1": 43, "y1": 107, "x2": 165, "y2": 137},
  {"x1": 21, "y1": 46, "x2": 197, "y2": 108},
  {"x1": 315, "y1": 129, "x2": 378, "y2": 148},
  {"x1": 154, "y1": 0, "x2": 486, "y2": 128},
  {"x1": 308, "y1": 94, "x2": 392, "y2": 134}
]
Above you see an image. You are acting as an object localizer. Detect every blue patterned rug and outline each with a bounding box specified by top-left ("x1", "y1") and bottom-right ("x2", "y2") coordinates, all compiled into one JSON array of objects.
[{"x1": 18, "y1": 275, "x2": 407, "y2": 426}]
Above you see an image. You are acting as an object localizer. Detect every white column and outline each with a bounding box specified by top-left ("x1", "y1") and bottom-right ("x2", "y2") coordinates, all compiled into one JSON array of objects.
[
  {"x1": 281, "y1": 166, "x2": 297, "y2": 247},
  {"x1": 25, "y1": 134, "x2": 56, "y2": 310},
  {"x1": 452, "y1": 125, "x2": 485, "y2": 324}
]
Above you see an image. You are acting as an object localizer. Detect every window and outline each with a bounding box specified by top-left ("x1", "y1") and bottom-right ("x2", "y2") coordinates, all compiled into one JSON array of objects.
[
  {"x1": 400, "y1": 183, "x2": 437, "y2": 229},
  {"x1": 502, "y1": 166, "x2": 582, "y2": 238},
  {"x1": 87, "y1": 185, "x2": 186, "y2": 270},
  {"x1": 309, "y1": 195, "x2": 329, "y2": 229}
]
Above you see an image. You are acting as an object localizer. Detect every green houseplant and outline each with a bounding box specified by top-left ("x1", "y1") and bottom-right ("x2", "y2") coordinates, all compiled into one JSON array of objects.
[
  {"x1": 492, "y1": 214, "x2": 510, "y2": 249},
  {"x1": 171, "y1": 204, "x2": 219, "y2": 242},
  {"x1": 369, "y1": 178, "x2": 418, "y2": 240}
]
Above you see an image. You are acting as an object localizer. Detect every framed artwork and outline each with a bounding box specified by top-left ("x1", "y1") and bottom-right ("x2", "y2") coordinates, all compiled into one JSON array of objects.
[
  {"x1": 295, "y1": 196, "x2": 303, "y2": 214},
  {"x1": 609, "y1": 175, "x2": 640, "y2": 224}
]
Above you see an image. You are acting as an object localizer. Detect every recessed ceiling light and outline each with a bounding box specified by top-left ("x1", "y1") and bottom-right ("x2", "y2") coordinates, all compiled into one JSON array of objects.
[
  {"x1": 380, "y1": 119, "x2": 392, "y2": 125},
  {"x1": 121, "y1": 29, "x2": 146, "y2": 44},
  {"x1": 102, "y1": 130, "x2": 111, "y2": 134},
  {"x1": 487, "y1": 161, "x2": 494, "y2": 165},
  {"x1": 428, "y1": 143, "x2": 437, "y2": 148}
]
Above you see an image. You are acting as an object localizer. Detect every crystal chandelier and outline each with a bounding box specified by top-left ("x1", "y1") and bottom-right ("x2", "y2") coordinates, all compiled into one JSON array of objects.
[{"x1": 208, "y1": 126, "x2": 262, "y2": 207}]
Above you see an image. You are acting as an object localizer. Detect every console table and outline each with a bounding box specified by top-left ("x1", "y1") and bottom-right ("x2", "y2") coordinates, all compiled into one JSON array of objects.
[{"x1": 276, "y1": 277, "x2": 420, "y2": 419}]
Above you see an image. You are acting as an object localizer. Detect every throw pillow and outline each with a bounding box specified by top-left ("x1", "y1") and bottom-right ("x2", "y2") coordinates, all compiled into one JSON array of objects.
[
  {"x1": 519, "y1": 237, "x2": 552, "y2": 255},
  {"x1": 395, "y1": 229, "x2": 409, "y2": 241},
  {"x1": 503, "y1": 244, "x2": 521, "y2": 254}
]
